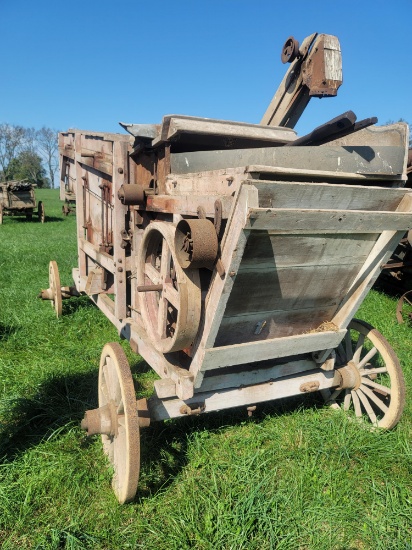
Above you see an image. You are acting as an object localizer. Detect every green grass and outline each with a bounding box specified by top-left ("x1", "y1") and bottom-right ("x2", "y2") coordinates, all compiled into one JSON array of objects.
[{"x1": 0, "y1": 189, "x2": 412, "y2": 549}]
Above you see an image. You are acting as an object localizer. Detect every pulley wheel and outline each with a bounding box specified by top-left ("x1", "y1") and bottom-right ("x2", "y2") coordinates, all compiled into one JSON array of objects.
[
  {"x1": 175, "y1": 218, "x2": 218, "y2": 269},
  {"x1": 281, "y1": 36, "x2": 300, "y2": 64},
  {"x1": 118, "y1": 184, "x2": 144, "y2": 205},
  {"x1": 138, "y1": 222, "x2": 201, "y2": 353}
]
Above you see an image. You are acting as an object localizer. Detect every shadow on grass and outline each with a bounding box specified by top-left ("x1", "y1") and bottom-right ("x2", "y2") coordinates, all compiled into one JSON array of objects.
[
  {"x1": 62, "y1": 295, "x2": 96, "y2": 315},
  {"x1": 2, "y1": 215, "x2": 65, "y2": 224},
  {"x1": 0, "y1": 360, "x2": 325, "y2": 501},
  {"x1": 0, "y1": 370, "x2": 98, "y2": 461},
  {"x1": 0, "y1": 322, "x2": 19, "y2": 341}
]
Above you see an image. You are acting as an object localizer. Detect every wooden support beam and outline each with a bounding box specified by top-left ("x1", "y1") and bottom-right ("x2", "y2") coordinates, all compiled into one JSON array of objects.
[
  {"x1": 245, "y1": 208, "x2": 412, "y2": 233},
  {"x1": 200, "y1": 329, "x2": 346, "y2": 371}
]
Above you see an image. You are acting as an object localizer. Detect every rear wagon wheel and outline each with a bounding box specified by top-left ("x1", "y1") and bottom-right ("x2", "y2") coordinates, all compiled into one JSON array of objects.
[{"x1": 325, "y1": 319, "x2": 405, "y2": 429}]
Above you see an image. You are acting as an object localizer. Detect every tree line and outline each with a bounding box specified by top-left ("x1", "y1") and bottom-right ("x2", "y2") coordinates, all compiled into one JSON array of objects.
[{"x1": 0, "y1": 123, "x2": 59, "y2": 188}]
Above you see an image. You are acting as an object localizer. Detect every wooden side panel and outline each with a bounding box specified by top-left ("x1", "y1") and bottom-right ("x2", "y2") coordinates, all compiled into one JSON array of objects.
[
  {"x1": 255, "y1": 180, "x2": 407, "y2": 211},
  {"x1": 214, "y1": 231, "x2": 378, "y2": 345}
]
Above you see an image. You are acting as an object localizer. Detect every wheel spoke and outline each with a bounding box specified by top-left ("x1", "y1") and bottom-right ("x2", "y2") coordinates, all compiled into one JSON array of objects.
[
  {"x1": 160, "y1": 238, "x2": 171, "y2": 279},
  {"x1": 145, "y1": 262, "x2": 161, "y2": 285},
  {"x1": 343, "y1": 389, "x2": 352, "y2": 411},
  {"x1": 353, "y1": 334, "x2": 365, "y2": 363},
  {"x1": 345, "y1": 331, "x2": 353, "y2": 360},
  {"x1": 359, "y1": 366, "x2": 387, "y2": 376},
  {"x1": 329, "y1": 388, "x2": 343, "y2": 401},
  {"x1": 163, "y1": 282, "x2": 179, "y2": 310},
  {"x1": 351, "y1": 390, "x2": 362, "y2": 417},
  {"x1": 105, "y1": 357, "x2": 122, "y2": 404},
  {"x1": 100, "y1": 369, "x2": 110, "y2": 403},
  {"x1": 358, "y1": 347, "x2": 378, "y2": 370},
  {"x1": 117, "y1": 397, "x2": 124, "y2": 415},
  {"x1": 362, "y1": 378, "x2": 391, "y2": 396},
  {"x1": 356, "y1": 388, "x2": 378, "y2": 424},
  {"x1": 360, "y1": 384, "x2": 389, "y2": 413},
  {"x1": 157, "y1": 296, "x2": 168, "y2": 339}
]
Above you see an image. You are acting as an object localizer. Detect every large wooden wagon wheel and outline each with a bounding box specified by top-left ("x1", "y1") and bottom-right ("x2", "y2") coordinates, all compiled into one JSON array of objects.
[
  {"x1": 137, "y1": 222, "x2": 201, "y2": 353},
  {"x1": 325, "y1": 319, "x2": 405, "y2": 429},
  {"x1": 38, "y1": 201, "x2": 45, "y2": 223},
  {"x1": 81, "y1": 343, "x2": 140, "y2": 503},
  {"x1": 49, "y1": 261, "x2": 62, "y2": 317}
]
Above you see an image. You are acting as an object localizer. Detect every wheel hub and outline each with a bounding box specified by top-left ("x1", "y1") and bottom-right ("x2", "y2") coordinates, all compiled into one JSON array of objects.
[{"x1": 335, "y1": 361, "x2": 362, "y2": 390}]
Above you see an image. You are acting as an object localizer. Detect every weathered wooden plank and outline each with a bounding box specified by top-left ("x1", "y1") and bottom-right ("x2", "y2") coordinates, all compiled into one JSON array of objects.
[
  {"x1": 223, "y1": 262, "x2": 364, "y2": 316},
  {"x1": 153, "y1": 115, "x2": 296, "y2": 146},
  {"x1": 324, "y1": 122, "x2": 409, "y2": 148},
  {"x1": 80, "y1": 238, "x2": 115, "y2": 273},
  {"x1": 189, "y1": 184, "x2": 259, "y2": 387},
  {"x1": 145, "y1": 194, "x2": 232, "y2": 218},
  {"x1": 197, "y1": 358, "x2": 317, "y2": 394},
  {"x1": 215, "y1": 307, "x2": 344, "y2": 345},
  {"x1": 246, "y1": 208, "x2": 412, "y2": 233},
  {"x1": 148, "y1": 367, "x2": 339, "y2": 421},
  {"x1": 246, "y1": 165, "x2": 404, "y2": 182},
  {"x1": 201, "y1": 330, "x2": 345, "y2": 371},
  {"x1": 240, "y1": 232, "x2": 376, "y2": 269},
  {"x1": 254, "y1": 180, "x2": 408, "y2": 211},
  {"x1": 171, "y1": 146, "x2": 406, "y2": 176}
]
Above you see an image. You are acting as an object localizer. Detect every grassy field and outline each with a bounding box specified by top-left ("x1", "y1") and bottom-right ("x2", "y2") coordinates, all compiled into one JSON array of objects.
[{"x1": 0, "y1": 188, "x2": 411, "y2": 549}]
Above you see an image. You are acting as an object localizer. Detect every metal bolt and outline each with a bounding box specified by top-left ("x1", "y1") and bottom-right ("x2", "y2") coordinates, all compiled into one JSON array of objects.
[
  {"x1": 118, "y1": 167, "x2": 124, "y2": 174},
  {"x1": 118, "y1": 267, "x2": 123, "y2": 272}
]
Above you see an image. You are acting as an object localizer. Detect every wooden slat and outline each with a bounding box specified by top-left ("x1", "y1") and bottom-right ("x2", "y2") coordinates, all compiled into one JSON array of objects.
[
  {"x1": 201, "y1": 329, "x2": 346, "y2": 371},
  {"x1": 197, "y1": 358, "x2": 317, "y2": 393},
  {"x1": 240, "y1": 232, "x2": 376, "y2": 269},
  {"x1": 246, "y1": 165, "x2": 404, "y2": 181},
  {"x1": 80, "y1": 238, "x2": 115, "y2": 273},
  {"x1": 171, "y1": 145, "x2": 405, "y2": 176},
  {"x1": 148, "y1": 367, "x2": 338, "y2": 421},
  {"x1": 223, "y1": 262, "x2": 363, "y2": 317},
  {"x1": 153, "y1": 115, "x2": 296, "y2": 146},
  {"x1": 215, "y1": 307, "x2": 341, "y2": 345},
  {"x1": 254, "y1": 180, "x2": 408, "y2": 211},
  {"x1": 246, "y1": 208, "x2": 412, "y2": 232}
]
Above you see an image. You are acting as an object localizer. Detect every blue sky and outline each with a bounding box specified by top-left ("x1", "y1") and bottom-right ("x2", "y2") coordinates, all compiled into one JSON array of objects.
[{"x1": 1, "y1": 0, "x2": 411, "y2": 137}]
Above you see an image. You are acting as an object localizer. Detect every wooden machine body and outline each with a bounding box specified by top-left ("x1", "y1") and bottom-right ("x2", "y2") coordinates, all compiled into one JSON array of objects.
[{"x1": 59, "y1": 117, "x2": 411, "y2": 418}]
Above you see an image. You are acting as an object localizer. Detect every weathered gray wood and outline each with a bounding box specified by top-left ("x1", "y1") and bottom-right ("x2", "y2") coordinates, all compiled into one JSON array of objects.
[
  {"x1": 239, "y1": 232, "x2": 376, "y2": 269},
  {"x1": 196, "y1": 358, "x2": 317, "y2": 393},
  {"x1": 246, "y1": 208, "x2": 412, "y2": 233},
  {"x1": 148, "y1": 367, "x2": 340, "y2": 421},
  {"x1": 246, "y1": 165, "x2": 404, "y2": 182},
  {"x1": 215, "y1": 307, "x2": 342, "y2": 344},
  {"x1": 152, "y1": 115, "x2": 296, "y2": 146},
  {"x1": 189, "y1": 184, "x2": 259, "y2": 387},
  {"x1": 254, "y1": 180, "x2": 407, "y2": 211},
  {"x1": 171, "y1": 146, "x2": 405, "y2": 177},
  {"x1": 324, "y1": 122, "x2": 409, "y2": 148},
  {"x1": 200, "y1": 329, "x2": 346, "y2": 371}
]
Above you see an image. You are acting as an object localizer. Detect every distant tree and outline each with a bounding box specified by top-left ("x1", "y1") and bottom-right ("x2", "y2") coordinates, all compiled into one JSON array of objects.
[
  {"x1": 0, "y1": 123, "x2": 27, "y2": 181},
  {"x1": 36, "y1": 126, "x2": 59, "y2": 189},
  {"x1": 7, "y1": 150, "x2": 48, "y2": 187}
]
